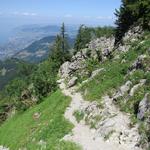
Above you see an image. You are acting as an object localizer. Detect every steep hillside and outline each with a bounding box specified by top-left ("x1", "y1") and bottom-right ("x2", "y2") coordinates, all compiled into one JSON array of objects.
[
  {"x1": 0, "y1": 59, "x2": 35, "y2": 90},
  {"x1": 59, "y1": 27, "x2": 150, "y2": 149},
  {"x1": 14, "y1": 36, "x2": 75, "y2": 63},
  {"x1": 0, "y1": 90, "x2": 81, "y2": 150},
  {"x1": 0, "y1": 25, "x2": 77, "y2": 60},
  {"x1": 0, "y1": 1, "x2": 149, "y2": 149},
  {"x1": 0, "y1": 24, "x2": 149, "y2": 150}
]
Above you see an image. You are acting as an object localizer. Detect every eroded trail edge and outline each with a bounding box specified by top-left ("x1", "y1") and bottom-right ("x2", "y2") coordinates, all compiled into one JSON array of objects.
[{"x1": 59, "y1": 79, "x2": 142, "y2": 150}]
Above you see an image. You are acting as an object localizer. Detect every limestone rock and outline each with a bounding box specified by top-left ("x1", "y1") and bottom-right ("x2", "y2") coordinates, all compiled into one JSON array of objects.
[
  {"x1": 59, "y1": 61, "x2": 71, "y2": 78},
  {"x1": 118, "y1": 25, "x2": 144, "y2": 52},
  {"x1": 137, "y1": 93, "x2": 150, "y2": 121},
  {"x1": 88, "y1": 37, "x2": 115, "y2": 60},
  {"x1": 67, "y1": 77, "x2": 78, "y2": 88},
  {"x1": 130, "y1": 55, "x2": 146, "y2": 71},
  {"x1": 123, "y1": 26, "x2": 143, "y2": 43},
  {"x1": 113, "y1": 81, "x2": 132, "y2": 100}
]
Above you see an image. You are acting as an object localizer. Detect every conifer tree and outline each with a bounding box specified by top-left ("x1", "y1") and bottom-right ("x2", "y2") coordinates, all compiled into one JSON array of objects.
[
  {"x1": 50, "y1": 23, "x2": 70, "y2": 66},
  {"x1": 115, "y1": 0, "x2": 150, "y2": 45},
  {"x1": 60, "y1": 23, "x2": 70, "y2": 61},
  {"x1": 74, "y1": 25, "x2": 92, "y2": 53}
]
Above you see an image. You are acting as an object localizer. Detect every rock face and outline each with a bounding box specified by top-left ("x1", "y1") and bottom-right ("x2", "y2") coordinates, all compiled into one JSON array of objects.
[
  {"x1": 123, "y1": 26, "x2": 143, "y2": 43},
  {"x1": 59, "y1": 37, "x2": 115, "y2": 81},
  {"x1": 117, "y1": 25, "x2": 144, "y2": 52},
  {"x1": 59, "y1": 61, "x2": 71, "y2": 78},
  {"x1": 129, "y1": 55, "x2": 147, "y2": 71},
  {"x1": 59, "y1": 51, "x2": 86, "y2": 79},
  {"x1": 137, "y1": 93, "x2": 150, "y2": 121},
  {"x1": 88, "y1": 37, "x2": 115, "y2": 60},
  {"x1": 67, "y1": 77, "x2": 78, "y2": 88}
]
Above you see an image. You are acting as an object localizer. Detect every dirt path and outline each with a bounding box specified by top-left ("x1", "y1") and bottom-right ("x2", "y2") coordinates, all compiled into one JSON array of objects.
[{"x1": 59, "y1": 79, "x2": 142, "y2": 150}]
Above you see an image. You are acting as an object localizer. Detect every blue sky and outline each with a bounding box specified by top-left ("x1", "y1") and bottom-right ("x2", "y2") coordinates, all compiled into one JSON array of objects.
[
  {"x1": 0, "y1": 0, "x2": 121, "y2": 43},
  {"x1": 0, "y1": 0, "x2": 121, "y2": 25}
]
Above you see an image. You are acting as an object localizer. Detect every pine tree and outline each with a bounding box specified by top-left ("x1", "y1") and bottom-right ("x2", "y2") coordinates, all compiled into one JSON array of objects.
[
  {"x1": 61, "y1": 23, "x2": 65, "y2": 53},
  {"x1": 49, "y1": 23, "x2": 70, "y2": 66},
  {"x1": 115, "y1": 0, "x2": 150, "y2": 45},
  {"x1": 74, "y1": 25, "x2": 92, "y2": 53},
  {"x1": 50, "y1": 35, "x2": 63, "y2": 65},
  {"x1": 60, "y1": 23, "x2": 70, "y2": 61}
]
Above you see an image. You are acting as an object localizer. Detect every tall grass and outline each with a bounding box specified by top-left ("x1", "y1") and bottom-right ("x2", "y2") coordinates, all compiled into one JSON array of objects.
[{"x1": 0, "y1": 90, "x2": 81, "y2": 150}]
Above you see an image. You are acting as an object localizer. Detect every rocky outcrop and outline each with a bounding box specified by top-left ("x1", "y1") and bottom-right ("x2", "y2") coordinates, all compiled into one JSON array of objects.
[
  {"x1": 117, "y1": 25, "x2": 144, "y2": 52},
  {"x1": 129, "y1": 55, "x2": 147, "y2": 72},
  {"x1": 0, "y1": 104, "x2": 14, "y2": 123},
  {"x1": 59, "y1": 61, "x2": 71, "y2": 78},
  {"x1": 59, "y1": 50, "x2": 87, "y2": 79},
  {"x1": 123, "y1": 26, "x2": 143, "y2": 43},
  {"x1": 75, "y1": 94, "x2": 142, "y2": 149},
  {"x1": 88, "y1": 37, "x2": 115, "y2": 60},
  {"x1": 113, "y1": 81, "x2": 132, "y2": 101},
  {"x1": 59, "y1": 37, "x2": 115, "y2": 84},
  {"x1": 137, "y1": 93, "x2": 150, "y2": 121}
]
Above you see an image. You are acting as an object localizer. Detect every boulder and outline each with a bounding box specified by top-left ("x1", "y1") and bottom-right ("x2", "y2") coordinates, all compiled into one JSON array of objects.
[
  {"x1": 113, "y1": 81, "x2": 132, "y2": 101},
  {"x1": 67, "y1": 77, "x2": 78, "y2": 88},
  {"x1": 59, "y1": 61, "x2": 71, "y2": 78},
  {"x1": 137, "y1": 93, "x2": 150, "y2": 121}
]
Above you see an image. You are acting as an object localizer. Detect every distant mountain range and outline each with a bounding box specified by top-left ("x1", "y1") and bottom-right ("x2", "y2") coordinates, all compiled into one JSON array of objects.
[
  {"x1": 14, "y1": 36, "x2": 75, "y2": 63},
  {"x1": 0, "y1": 24, "x2": 77, "y2": 90},
  {"x1": 0, "y1": 24, "x2": 78, "y2": 60}
]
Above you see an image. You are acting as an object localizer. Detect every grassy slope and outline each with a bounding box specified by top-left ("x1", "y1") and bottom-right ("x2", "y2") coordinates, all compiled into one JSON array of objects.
[
  {"x1": 80, "y1": 34, "x2": 150, "y2": 146},
  {"x1": 81, "y1": 35, "x2": 150, "y2": 103},
  {"x1": 0, "y1": 90, "x2": 80, "y2": 150}
]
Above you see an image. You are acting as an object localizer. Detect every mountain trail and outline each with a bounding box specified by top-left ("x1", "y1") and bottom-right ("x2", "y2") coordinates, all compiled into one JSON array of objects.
[{"x1": 59, "y1": 79, "x2": 142, "y2": 150}]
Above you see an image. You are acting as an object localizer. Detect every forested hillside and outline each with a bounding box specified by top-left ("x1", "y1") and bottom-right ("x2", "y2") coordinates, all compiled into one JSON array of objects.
[{"x1": 14, "y1": 36, "x2": 75, "y2": 63}]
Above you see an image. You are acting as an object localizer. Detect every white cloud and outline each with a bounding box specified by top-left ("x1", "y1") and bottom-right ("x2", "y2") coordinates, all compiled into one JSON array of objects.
[
  {"x1": 12, "y1": 11, "x2": 37, "y2": 16},
  {"x1": 22, "y1": 12, "x2": 37, "y2": 16},
  {"x1": 96, "y1": 16, "x2": 113, "y2": 20},
  {"x1": 64, "y1": 14, "x2": 73, "y2": 18}
]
